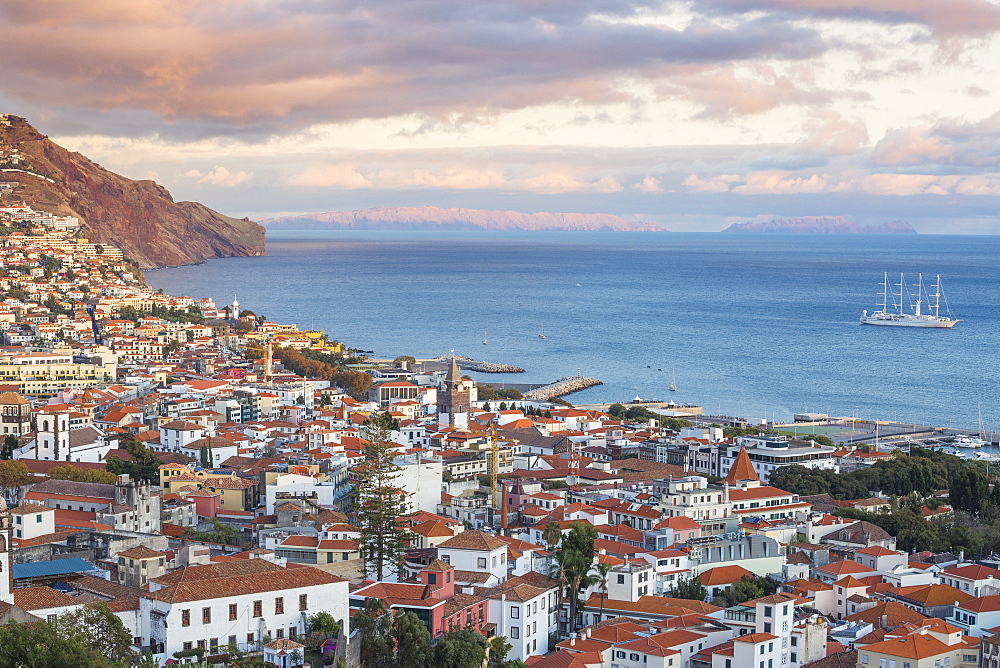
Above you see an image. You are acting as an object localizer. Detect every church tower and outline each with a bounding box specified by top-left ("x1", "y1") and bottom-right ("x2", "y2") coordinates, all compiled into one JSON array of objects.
[
  {"x1": 36, "y1": 406, "x2": 71, "y2": 461},
  {"x1": 0, "y1": 497, "x2": 13, "y2": 605},
  {"x1": 438, "y1": 355, "x2": 477, "y2": 425}
]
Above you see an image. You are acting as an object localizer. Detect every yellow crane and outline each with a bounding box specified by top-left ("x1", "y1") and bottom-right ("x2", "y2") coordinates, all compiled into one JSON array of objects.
[{"x1": 489, "y1": 423, "x2": 500, "y2": 508}]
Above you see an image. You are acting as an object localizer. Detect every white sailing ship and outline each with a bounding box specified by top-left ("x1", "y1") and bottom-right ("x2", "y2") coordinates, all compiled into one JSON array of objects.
[{"x1": 860, "y1": 273, "x2": 958, "y2": 328}]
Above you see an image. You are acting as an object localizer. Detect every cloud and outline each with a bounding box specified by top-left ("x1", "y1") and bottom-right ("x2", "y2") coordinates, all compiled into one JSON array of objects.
[
  {"x1": 288, "y1": 164, "x2": 373, "y2": 189},
  {"x1": 0, "y1": 0, "x2": 832, "y2": 138},
  {"x1": 193, "y1": 165, "x2": 253, "y2": 187},
  {"x1": 872, "y1": 126, "x2": 954, "y2": 165},
  {"x1": 633, "y1": 176, "x2": 663, "y2": 193},
  {"x1": 698, "y1": 0, "x2": 1000, "y2": 39}
]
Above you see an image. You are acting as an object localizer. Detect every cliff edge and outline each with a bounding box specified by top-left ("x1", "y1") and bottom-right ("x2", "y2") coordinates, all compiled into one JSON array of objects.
[
  {"x1": 0, "y1": 114, "x2": 265, "y2": 269},
  {"x1": 722, "y1": 216, "x2": 917, "y2": 234}
]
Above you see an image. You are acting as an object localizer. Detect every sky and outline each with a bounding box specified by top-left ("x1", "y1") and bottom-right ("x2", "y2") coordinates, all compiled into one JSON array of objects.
[{"x1": 3, "y1": 0, "x2": 1000, "y2": 232}]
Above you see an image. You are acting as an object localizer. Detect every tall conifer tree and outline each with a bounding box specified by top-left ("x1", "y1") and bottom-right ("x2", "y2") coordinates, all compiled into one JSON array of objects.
[{"x1": 354, "y1": 412, "x2": 414, "y2": 580}]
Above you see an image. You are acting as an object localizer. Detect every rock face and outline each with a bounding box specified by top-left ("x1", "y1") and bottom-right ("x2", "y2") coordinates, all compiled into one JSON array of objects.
[
  {"x1": 722, "y1": 216, "x2": 917, "y2": 234},
  {"x1": 261, "y1": 206, "x2": 664, "y2": 232},
  {"x1": 0, "y1": 114, "x2": 265, "y2": 269}
]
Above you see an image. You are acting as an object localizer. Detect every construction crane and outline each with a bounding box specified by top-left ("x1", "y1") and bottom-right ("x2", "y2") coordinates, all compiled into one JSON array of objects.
[{"x1": 489, "y1": 423, "x2": 500, "y2": 508}]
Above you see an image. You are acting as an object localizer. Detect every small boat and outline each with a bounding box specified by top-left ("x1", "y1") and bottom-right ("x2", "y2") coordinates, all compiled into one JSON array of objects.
[
  {"x1": 953, "y1": 434, "x2": 986, "y2": 448},
  {"x1": 538, "y1": 322, "x2": 546, "y2": 339},
  {"x1": 483, "y1": 329, "x2": 488, "y2": 345},
  {"x1": 669, "y1": 369, "x2": 677, "y2": 392}
]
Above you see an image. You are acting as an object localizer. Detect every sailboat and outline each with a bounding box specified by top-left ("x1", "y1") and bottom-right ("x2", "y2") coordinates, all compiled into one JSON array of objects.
[
  {"x1": 861, "y1": 273, "x2": 958, "y2": 328},
  {"x1": 538, "y1": 322, "x2": 546, "y2": 339},
  {"x1": 669, "y1": 369, "x2": 677, "y2": 392},
  {"x1": 483, "y1": 329, "x2": 488, "y2": 345}
]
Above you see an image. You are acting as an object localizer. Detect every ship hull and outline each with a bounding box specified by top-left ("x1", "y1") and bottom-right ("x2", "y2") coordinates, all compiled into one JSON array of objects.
[{"x1": 860, "y1": 316, "x2": 957, "y2": 328}]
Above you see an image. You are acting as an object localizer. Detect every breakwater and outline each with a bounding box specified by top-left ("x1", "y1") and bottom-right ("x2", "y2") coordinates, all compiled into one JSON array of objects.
[
  {"x1": 431, "y1": 354, "x2": 524, "y2": 373},
  {"x1": 459, "y1": 360, "x2": 525, "y2": 373},
  {"x1": 524, "y1": 376, "x2": 603, "y2": 401}
]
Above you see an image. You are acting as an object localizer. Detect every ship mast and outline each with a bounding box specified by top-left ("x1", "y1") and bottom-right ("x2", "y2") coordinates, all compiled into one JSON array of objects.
[
  {"x1": 931, "y1": 275, "x2": 942, "y2": 318},
  {"x1": 914, "y1": 273, "x2": 923, "y2": 316},
  {"x1": 879, "y1": 272, "x2": 889, "y2": 312}
]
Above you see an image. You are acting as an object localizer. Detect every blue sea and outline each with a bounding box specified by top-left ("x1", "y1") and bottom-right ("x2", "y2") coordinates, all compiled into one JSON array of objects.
[{"x1": 147, "y1": 231, "x2": 1000, "y2": 429}]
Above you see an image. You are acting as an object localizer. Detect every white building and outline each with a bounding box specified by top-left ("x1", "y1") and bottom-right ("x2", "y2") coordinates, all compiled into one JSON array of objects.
[
  {"x1": 437, "y1": 530, "x2": 508, "y2": 584},
  {"x1": 141, "y1": 558, "x2": 349, "y2": 664},
  {"x1": 488, "y1": 581, "x2": 552, "y2": 662}
]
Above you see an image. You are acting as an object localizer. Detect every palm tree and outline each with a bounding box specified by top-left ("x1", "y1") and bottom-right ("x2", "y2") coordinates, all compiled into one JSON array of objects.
[
  {"x1": 564, "y1": 563, "x2": 599, "y2": 632},
  {"x1": 593, "y1": 561, "x2": 613, "y2": 623}
]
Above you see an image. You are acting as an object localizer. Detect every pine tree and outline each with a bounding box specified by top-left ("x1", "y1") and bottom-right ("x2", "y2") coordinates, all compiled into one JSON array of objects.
[
  {"x1": 394, "y1": 610, "x2": 432, "y2": 668},
  {"x1": 354, "y1": 412, "x2": 415, "y2": 580}
]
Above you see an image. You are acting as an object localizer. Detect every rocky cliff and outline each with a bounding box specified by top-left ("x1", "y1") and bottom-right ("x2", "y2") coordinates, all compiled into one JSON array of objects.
[
  {"x1": 0, "y1": 114, "x2": 265, "y2": 269},
  {"x1": 260, "y1": 206, "x2": 664, "y2": 232},
  {"x1": 722, "y1": 216, "x2": 917, "y2": 234}
]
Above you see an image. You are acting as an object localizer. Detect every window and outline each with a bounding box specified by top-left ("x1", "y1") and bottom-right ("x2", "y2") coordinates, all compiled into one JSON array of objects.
[
  {"x1": 510, "y1": 626, "x2": 519, "y2": 639},
  {"x1": 764, "y1": 606, "x2": 772, "y2": 617},
  {"x1": 726, "y1": 661, "x2": 732, "y2": 668},
  {"x1": 617, "y1": 652, "x2": 626, "y2": 659},
  {"x1": 880, "y1": 660, "x2": 887, "y2": 668},
  {"x1": 247, "y1": 633, "x2": 255, "y2": 645},
  {"x1": 210, "y1": 638, "x2": 218, "y2": 650},
  {"x1": 631, "y1": 654, "x2": 640, "y2": 661},
  {"x1": 791, "y1": 655, "x2": 797, "y2": 664},
  {"x1": 181, "y1": 609, "x2": 191, "y2": 627},
  {"x1": 903, "y1": 664, "x2": 910, "y2": 668},
  {"x1": 442, "y1": 554, "x2": 450, "y2": 564},
  {"x1": 511, "y1": 606, "x2": 520, "y2": 619},
  {"x1": 618, "y1": 574, "x2": 625, "y2": 584},
  {"x1": 428, "y1": 573, "x2": 437, "y2": 584},
  {"x1": 764, "y1": 622, "x2": 771, "y2": 633},
  {"x1": 760, "y1": 647, "x2": 765, "y2": 655},
  {"x1": 183, "y1": 642, "x2": 193, "y2": 651},
  {"x1": 275, "y1": 597, "x2": 284, "y2": 614},
  {"x1": 791, "y1": 637, "x2": 798, "y2": 647},
  {"x1": 478, "y1": 557, "x2": 487, "y2": 569},
  {"x1": 253, "y1": 600, "x2": 262, "y2": 617},
  {"x1": 862, "y1": 656, "x2": 869, "y2": 665},
  {"x1": 277, "y1": 629, "x2": 284, "y2": 639},
  {"x1": 202, "y1": 607, "x2": 211, "y2": 624},
  {"x1": 229, "y1": 604, "x2": 237, "y2": 621},
  {"x1": 299, "y1": 594, "x2": 308, "y2": 611},
  {"x1": 229, "y1": 635, "x2": 237, "y2": 647}
]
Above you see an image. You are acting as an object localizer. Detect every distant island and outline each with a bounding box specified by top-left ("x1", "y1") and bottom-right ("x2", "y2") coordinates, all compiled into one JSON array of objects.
[
  {"x1": 722, "y1": 216, "x2": 917, "y2": 235},
  {"x1": 260, "y1": 206, "x2": 664, "y2": 232}
]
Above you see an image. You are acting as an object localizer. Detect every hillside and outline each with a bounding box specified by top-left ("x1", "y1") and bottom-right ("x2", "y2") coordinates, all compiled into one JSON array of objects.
[
  {"x1": 0, "y1": 114, "x2": 265, "y2": 269},
  {"x1": 722, "y1": 217, "x2": 917, "y2": 234},
  {"x1": 260, "y1": 206, "x2": 664, "y2": 232}
]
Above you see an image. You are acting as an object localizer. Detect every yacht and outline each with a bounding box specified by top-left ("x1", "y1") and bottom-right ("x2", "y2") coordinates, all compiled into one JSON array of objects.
[{"x1": 861, "y1": 273, "x2": 958, "y2": 328}]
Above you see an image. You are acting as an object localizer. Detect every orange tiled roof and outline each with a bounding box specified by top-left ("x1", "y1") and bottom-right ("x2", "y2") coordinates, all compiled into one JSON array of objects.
[{"x1": 722, "y1": 446, "x2": 760, "y2": 484}]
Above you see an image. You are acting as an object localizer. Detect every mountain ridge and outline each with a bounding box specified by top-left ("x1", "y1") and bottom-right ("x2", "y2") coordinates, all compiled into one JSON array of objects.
[
  {"x1": 0, "y1": 114, "x2": 265, "y2": 269},
  {"x1": 260, "y1": 206, "x2": 664, "y2": 232}
]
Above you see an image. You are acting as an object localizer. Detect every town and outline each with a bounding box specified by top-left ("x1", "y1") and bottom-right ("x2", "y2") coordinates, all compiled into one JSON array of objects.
[{"x1": 1, "y1": 210, "x2": 1000, "y2": 668}]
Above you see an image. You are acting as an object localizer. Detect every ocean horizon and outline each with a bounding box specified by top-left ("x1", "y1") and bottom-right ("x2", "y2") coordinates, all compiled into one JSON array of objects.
[{"x1": 147, "y1": 230, "x2": 1000, "y2": 430}]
